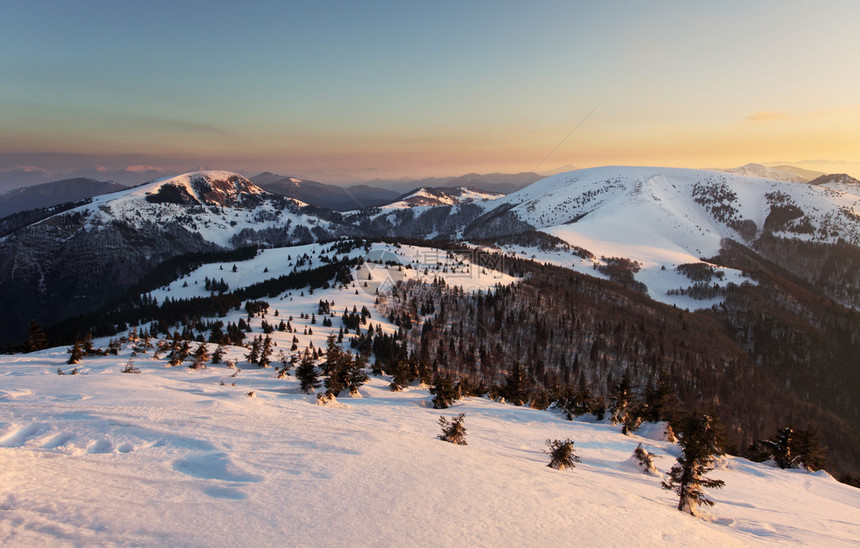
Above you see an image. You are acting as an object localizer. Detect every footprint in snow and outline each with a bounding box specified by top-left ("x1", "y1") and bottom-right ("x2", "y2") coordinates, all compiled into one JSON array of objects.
[
  {"x1": 42, "y1": 432, "x2": 75, "y2": 449},
  {"x1": 172, "y1": 453, "x2": 263, "y2": 483},
  {"x1": 0, "y1": 422, "x2": 48, "y2": 447},
  {"x1": 87, "y1": 438, "x2": 114, "y2": 454}
]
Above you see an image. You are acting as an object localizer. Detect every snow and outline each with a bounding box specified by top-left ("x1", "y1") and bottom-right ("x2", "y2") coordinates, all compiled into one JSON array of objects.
[
  {"x1": 1, "y1": 237, "x2": 858, "y2": 546},
  {"x1": 2, "y1": 346, "x2": 858, "y2": 546},
  {"x1": 149, "y1": 242, "x2": 518, "y2": 303},
  {"x1": 363, "y1": 186, "x2": 503, "y2": 212},
  {"x1": 6, "y1": 170, "x2": 331, "y2": 248},
  {"x1": 475, "y1": 166, "x2": 860, "y2": 310}
]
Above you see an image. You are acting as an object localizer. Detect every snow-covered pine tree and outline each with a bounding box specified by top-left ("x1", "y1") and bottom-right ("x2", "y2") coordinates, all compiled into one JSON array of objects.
[
  {"x1": 633, "y1": 443, "x2": 658, "y2": 475},
  {"x1": 190, "y1": 342, "x2": 209, "y2": 370},
  {"x1": 545, "y1": 438, "x2": 581, "y2": 470},
  {"x1": 438, "y1": 413, "x2": 467, "y2": 445},
  {"x1": 662, "y1": 413, "x2": 725, "y2": 515},
  {"x1": 609, "y1": 374, "x2": 631, "y2": 425}
]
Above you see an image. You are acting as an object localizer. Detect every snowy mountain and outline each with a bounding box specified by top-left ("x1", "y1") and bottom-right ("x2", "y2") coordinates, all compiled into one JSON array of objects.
[
  {"x1": 0, "y1": 177, "x2": 126, "y2": 219},
  {"x1": 387, "y1": 186, "x2": 504, "y2": 208},
  {"x1": 720, "y1": 163, "x2": 824, "y2": 183},
  {"x1": 463, "y1": 166, "x2": 860, "y2": 308},
  {"x1": 0, "y1": 171, "x2": 359, "y2": 340}
]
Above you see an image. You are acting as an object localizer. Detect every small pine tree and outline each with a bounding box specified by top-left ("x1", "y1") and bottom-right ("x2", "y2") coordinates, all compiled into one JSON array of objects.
[
  {"x1": 211, "y1": 344, "x2": 225, "y2": 365},
  {"x1": 662, "y1": 413, "x2": 725, "y2": 515},
  {"x1": 545, "y1": 438, "x2": 581, "y2": 470},
  {"x1": 296, "y1": 354, "x2": 320, "y2": 393},
  {"x1": 258, "y1": 335, "x2": 273, "y2": 367},
  {"x1": 67, "y1": 339, "x2": 83, "y2": 364},
  {"x1": 633, "y1": 444, "x2": 658, "y2": 475},
  {"x1": 430, "y1": 374, "x2": 460, "y2": 409},
  {"x1": 758, "y1": 426, "x2": 826, "y2": 471},
  {"x1": 245, "y1": 336, "x2": 261, "y2": 365},
  {"x1": 190, "y1": 342, "x2": 209, "y2": 370},
  {"x1": 503, "y1": 362, "x2": 530, "y2": 406},
  {"x1": 610, "y1": 374, "x2": 631, "y2": 425},
  {"x1": 438, "y1": 413, "x2": 467, "y2": 445}
]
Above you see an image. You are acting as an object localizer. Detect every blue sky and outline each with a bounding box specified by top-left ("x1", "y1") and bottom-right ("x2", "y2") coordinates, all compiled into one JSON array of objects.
[{"x1": 3, "y1": 0, "x2": 860, "y2": 182}]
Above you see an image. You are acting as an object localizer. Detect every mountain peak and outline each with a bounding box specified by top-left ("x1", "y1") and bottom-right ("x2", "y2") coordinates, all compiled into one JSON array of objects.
[{"x1": 143, "y1": 171, "x2": 267, "y2": 207}]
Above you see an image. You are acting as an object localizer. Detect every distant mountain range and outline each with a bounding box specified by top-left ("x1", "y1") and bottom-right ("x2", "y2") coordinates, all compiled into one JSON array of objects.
[
  {"x1": 359, "y1": 171, "x2": 542, "y2": 195},
  {"x1": 719, "y1": 163, "x2": 825, "y2": 182},
  {"x1": 249, "y1": 172, "x2": 400, "y2": 211},
  {"x1": 0, "y1": 178, "x2": 126, "y2": 219}
]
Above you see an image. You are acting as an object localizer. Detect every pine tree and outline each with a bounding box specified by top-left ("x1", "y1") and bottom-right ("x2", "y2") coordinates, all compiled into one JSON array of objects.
[
  {"x1": 296, "y1": 353, "x2": 320, "y2": 393},
  {"x1": 211, "y1": 344, "x2": 226, "y2": 364},
  {"x1": 545, "y1": 438, "x2": 580, "y2": 470},
  {"x1": 760, "y1": 426, "x2": 826, "y2": 471},
  {"x1": 245, "y1": 336, "x2": 261, "y2": 365},
  {"x1": 438, "y1": 413, "x2": 467, "y2": 445},
  {"x1": 258, "y1": 335, "x2": 273, "y2": 367},
  {"x1": 67, "y1": 339, "x2": 83, "y2": 364},
  {"x1": 662, "y1": 413, "x2": 725, "y2": 515},
  {"x1": 25, "y1": 322, "x2": 48, "y2": 352},
  {"x1": 633, "y1": 444, "x2": 658, "y2": 475},
  {"x1": 610, "y1": 374, "x2": 631, "y2": 425},
  {"x1": 503, "y1": 362, "x2": 529, "y2": 406},
  {"x1": 430, "y1": 374, "x2": 460, "y2": 409},
  {"x1": 190, "y1": 342, "x2": 209, "y2": 370}
]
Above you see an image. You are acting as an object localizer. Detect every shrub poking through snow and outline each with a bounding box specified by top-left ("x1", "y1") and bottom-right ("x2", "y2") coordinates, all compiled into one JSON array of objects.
[
  {"x1": 633, "y1": 444, "x2": 658, "y2": 475},
  {"x1": 122, "y1": 356, "x2": 141, "y2": 374},
  {"x1": 438, "y1": 413, "x2": 467, "y2": 445},
  {"x1": 545, "y1": 438, "x2": 580, "y2": 470}
]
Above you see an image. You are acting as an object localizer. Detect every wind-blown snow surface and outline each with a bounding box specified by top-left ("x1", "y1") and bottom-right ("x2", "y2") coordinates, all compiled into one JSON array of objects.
[{"x1": 2, "y1": 348, "x2": 859, "y2": 546}]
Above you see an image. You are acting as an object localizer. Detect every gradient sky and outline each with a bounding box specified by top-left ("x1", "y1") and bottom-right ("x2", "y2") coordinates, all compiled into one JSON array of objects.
[{"x1": 3, "y1": 0, "x2": 860, "y2": 182}]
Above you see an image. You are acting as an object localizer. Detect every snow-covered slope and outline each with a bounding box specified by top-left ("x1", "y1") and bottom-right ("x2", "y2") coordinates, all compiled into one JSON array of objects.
[
  {"x1": 476, "y1": 166, "x2": 860, "y2": 309},
  {"x1": 2, "y1": 343, "x2": 858, "y2": 546},
  {"x1": 53, "y1": 170, "x2": 337, "y2": 247}
]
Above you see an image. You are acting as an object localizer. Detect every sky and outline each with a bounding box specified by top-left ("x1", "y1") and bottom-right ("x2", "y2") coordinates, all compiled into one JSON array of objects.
[{"x1": 2, "y1": 0, "x2": 860, "y2": 185}]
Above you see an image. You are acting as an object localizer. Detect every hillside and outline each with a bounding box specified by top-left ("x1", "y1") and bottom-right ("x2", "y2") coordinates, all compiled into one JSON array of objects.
[
  {"x1": 2, "y1": 250, "x2": 858, "y2": 545},
  {"x1": 0, "y1": 171, "x2": 358, "y2": 340},
  {"x1": 464, "y1": 166, "x2": 860, "y2": 309},
  {"x1": 385, "y1": 186, "x2": 504, "y2": 208}
]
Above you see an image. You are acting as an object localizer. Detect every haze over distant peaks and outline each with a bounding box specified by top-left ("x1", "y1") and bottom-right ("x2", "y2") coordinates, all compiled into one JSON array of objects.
[
  {"x1": 0, "y1": 177, "x2": 126, "y2": 219},
  {"x1": 720, "y1": 163, "x2": 824, "y2": 183}
]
